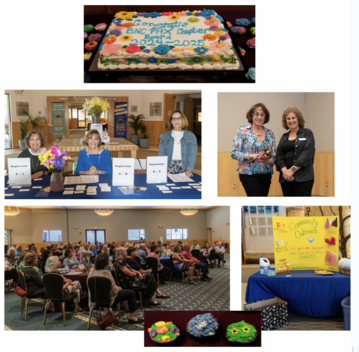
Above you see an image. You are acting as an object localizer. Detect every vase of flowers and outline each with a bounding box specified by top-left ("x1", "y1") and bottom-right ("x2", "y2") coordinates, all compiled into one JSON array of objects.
[
  {"x1": 38, "y1": 146, "x2": 70, "y2": 192},
  {"x1": 83, "y1": 97, "x2": 110, "y2": 124}
]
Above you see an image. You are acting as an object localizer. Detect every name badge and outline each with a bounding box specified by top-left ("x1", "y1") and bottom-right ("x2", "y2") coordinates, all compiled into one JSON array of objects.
[{"x1": 298, "y1": 138, "x2": 306, "y2": 141}]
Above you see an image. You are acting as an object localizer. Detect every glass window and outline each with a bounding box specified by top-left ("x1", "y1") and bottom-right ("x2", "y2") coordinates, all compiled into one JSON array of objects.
[
  {"x1": 166, "y1": 228, "x2": 188, "y2": 240},
  {"x1": 128, "y1": 229, "x2": 145, "y2": 241},
  {"x1": 42, "y1": 230, "x2": 62, "y2": 242},
  {"x1": 85, "y1": 229, "x2": 106, "y2": 243}
]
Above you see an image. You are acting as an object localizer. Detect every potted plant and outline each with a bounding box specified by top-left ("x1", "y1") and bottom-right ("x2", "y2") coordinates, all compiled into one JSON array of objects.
[
  {"x1": 140, "y1": 124, "x2": 150, "y2": 149},
  {"x1": 22, "y1": 111, "x2": 46, "y2": 130},
  {"x1": 128, "y1": 114, "x2": 145, "y2": 145},
  {"x1": 18, "y1": 117, "x2": 29, "y2": 151}
]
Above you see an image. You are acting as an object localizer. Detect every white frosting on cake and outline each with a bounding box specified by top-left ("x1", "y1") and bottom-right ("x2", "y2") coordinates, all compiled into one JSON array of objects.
[{"x1": 98, "y1": 10, "x2": 240, "y2": 70}]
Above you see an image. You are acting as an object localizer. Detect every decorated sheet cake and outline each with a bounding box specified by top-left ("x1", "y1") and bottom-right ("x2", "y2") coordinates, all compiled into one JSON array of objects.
[{"x1": 98, "y1": 9, "x2": 240, "y2": 70}]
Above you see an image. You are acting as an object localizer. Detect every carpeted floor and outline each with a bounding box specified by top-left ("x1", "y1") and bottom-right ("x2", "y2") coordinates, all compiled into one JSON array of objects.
[
  {"x1": 4, "y1": 255, "x2": 230, "y2": 331},
  {"x1": 241, "y1": 266, "x2": 345, "y2": 330}
]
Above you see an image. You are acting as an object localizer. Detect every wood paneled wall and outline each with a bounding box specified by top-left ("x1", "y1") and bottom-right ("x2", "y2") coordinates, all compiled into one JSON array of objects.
[
  {"x1": 218, "y1": 152, "x2": 335, "y2": 197},
  {"x1": 13, "y1": 239, "x2": 231, "y2": 253},
  {"x1": 127, "y1": 121, "x2": 163, "y2": 146}
]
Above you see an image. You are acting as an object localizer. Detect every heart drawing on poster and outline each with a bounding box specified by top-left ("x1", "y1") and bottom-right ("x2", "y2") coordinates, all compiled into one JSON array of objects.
[{"x1": 308, "y1": 238, "x2": 314, "y2": 243}]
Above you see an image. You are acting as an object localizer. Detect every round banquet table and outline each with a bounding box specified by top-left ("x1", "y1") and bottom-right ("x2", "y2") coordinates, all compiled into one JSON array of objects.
[
  {"x1": 245, "y1": 270, "x2": 350, "y2": 317},
  {"x1": 62, "y1": 271, "x2": 89, "y2": 291},
  {"x1": 159, "y1": 257, "x2": 170, "y2": 268}
]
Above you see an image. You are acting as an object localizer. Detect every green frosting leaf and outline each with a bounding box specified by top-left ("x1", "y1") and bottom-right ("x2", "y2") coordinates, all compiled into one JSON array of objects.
[
  {"x1": 140, "y1": 46, "x2": 146, "y2": 49},
  {"x1": 167, "y1": 331, "x2": 178, "y2": 339},
  {"x1": 154, "y1": 335, "x2": 162, "y2": 342},
  {"x1": 151, "y1": 324, "x2": 158, "y2": 330},
  {"x1": 165, "y1": 324, "x2": 176, "y2": 328}
]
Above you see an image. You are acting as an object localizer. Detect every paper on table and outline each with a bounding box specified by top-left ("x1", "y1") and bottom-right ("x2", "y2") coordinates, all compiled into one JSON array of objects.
[
  {"x1": 167, "y1": 173, "x2": 194, "y2": 183},
  {"x1": 181, "y1": 186, "x2": 192, "y2": 189},
  {"x1": 12, "y1": 186, "x2": 21, "y2": 188},
  {"x1": 32, "y1": 186, "x2": 42, "y2": 189},
  {"x1": 197, "y1": 188, "x2": 202, "y2": 192},
  {"x1": 63, "y1": 191, "x2": 74, "y2": 195},
  {"x1": 159, "y1": 187, "x2": 169, "y2": 191},
  {"x1": 74, "y1": 191, "x2": 84, "y2": 194},
  {"x1": 101, "y1": 187, "x2": 111, "y2": 192},
  {"x1": 99, "y1": 183, "x2": 108, "y2": 187},
  {"x1": 5, "y1": 188, "x2": 8, "y2": 190},
  {"x1": 19, "y1": 189, "x2": 30, "y2": 192},
  {"x1": 156, "y1": 185, "x2": 165, "y2": 188},
  {"x1": 171, "y1": 187, "x2": 181, "y2": 189},
  {"x1": 34, "y1": 178, "x2": 42, "y2": 181},
  {"x1": 189, "y1": 183, "x2": 200, "y2": 186},
  {"x1": 76, "y1": 185, "x2": 86, "y2": 191},
  {"x1": 162, "y1": 191, "x2": 173, "y2": 193},
  {"x1": 5, "y1": 194, "x2": 14, "y2": 196},
  {"x1": 65, "y1": 188, "x2": 74, "y2": 191},
  {"x1": 64, "y1": 175, "x2": 99, "y2": 185},
  {"x1": 166, "y1": 184, "x2": 175, "y2": 186},
  {"x1": 192, "y1": 185, "x2": 201, "y2": 188}
]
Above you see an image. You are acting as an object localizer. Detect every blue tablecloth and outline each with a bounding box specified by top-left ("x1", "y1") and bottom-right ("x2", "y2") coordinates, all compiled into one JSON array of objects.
[
  {"x1": 160, "y1": 257, "x2": 170, "y2": 268},
  {"x1": 245, "y1": 270, "x2": 350, "y2": 317},
  {"x1": 5, "y1": 174, "x2": 201, "y2": 199}
]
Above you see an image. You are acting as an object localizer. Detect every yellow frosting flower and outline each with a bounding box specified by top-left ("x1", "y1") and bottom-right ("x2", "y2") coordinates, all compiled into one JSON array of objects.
[
  {"x1": 231, "y1": 328, "x2": 239, "y2": 334},
  {"x1": 155, "y1": 321, "x2": 166, "y2": 326},
  {"x1": 174, "y1": 48, "x2": 182, "y2": 52},
  {"x1": 187, "y1": 46, "x2": 195, "y2": 51},
  {"x1": 161, "y1": 335, "x2": 171, "y2": 341},
  {"x1": 214, "y1": 30, "x2": 225, "y2": 36},
  {"x1": 119, "y1": 35, "x2": 133, "y2": 42},
  {"x1": 242, "y1": 326, "x2": 251, "y2": 333},
  {"x1": 115, "y1": 11, "x2": 135, "y2": 20},
  {"x1": 211, "y1": 55, "x2": 221, "y2": 61},
  {"x1": 84, "y1": 53, "x2": 92, "y2": 60},
  {"x1": 168, "y1": 15, "x2": 180, "y2": 21}
]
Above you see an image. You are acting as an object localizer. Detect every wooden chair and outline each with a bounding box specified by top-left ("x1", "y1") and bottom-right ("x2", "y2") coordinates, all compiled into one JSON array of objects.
[{"x1": 43, "y1": 273, "x2": 78, "y2": 327}]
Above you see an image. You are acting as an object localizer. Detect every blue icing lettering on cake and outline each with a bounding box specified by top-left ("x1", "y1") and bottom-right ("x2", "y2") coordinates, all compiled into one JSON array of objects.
[{"x1": 97, "y1": 9, "x2": 240, "y2": 70}]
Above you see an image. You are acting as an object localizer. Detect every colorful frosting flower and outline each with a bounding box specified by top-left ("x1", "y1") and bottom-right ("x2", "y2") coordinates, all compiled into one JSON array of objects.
[
  {"x1": 186, "y1": 11, "x2": 193, "y2": 16},
  {"x1": 194, "y1": 47, "x2": 208, "y2": 55},
  {"x1": 235, "y1": 18, "x2": 251, "y2": 26},
  {"x1": 216, "y1": 14, "x2": 224, "y2": 21},
  {"x1": 192, "y1": 56, "x2": 204, "y2": 64},
  {"x1": 118, "y1": 59, "x2": 126, "y2": 64},
  {"x1": 114, "y1": 25, "x2": 123, "y2": 31},
  {"x1": 187, "y1": 17, "x2": 199, "y2": 23},
  {"x1": 148, "y1": 12, "x2": 162, "y2": 18},
  {"x1": 168, "y1": 15, "x2": 180, "y2": 21},
  {"x1": 119, "y1": 35, "x2": 133, "y2": 42},
  {"x1": 162, "y1": 12, "x2": 173, "y2": 16},
  {"x1": 104, "y1": 35, "x2": 116, "y2": 44},
  {"x1": 249, "y1": 27, "x2": 255, "y2": 35},
  {"x1": 126, "y1": 44, "x2": 142, "y2": 53},
  {"x1": 85, "y1": 41, "x2": 97, "y2": 51},
  {"x1": 137, "y1": 12, "x2": 148, "y2": 16},
  {"x1": 187, "y1": 313, "x2": 219, "y2": 337},
  {"x1": 211, "y1": 55, "x2": 221, "y2": 61},
  {"x1": 177, "y1": 11, "x2": 187, "y2": 17},
  {"x1": 148, "y1": 57, "x2": 158, "y2": 63},
  {"x1": 89, "y1": 33, "x2": 102, "y2": 42},
  {"x1": 247, "y1": 37, "x2": 255, "y2": 48},
  {"x1": 194, "y1": 12, "x2": 201, "y2": 16},
  {"x1": 200, "y1": 9, "x2": 216, "y2": 17},
  {"x1": 95, "y1": 23, "x2": 107, "y2": 31},
  {"x1": 219, "y1": 35, "x2": 228, "y2": 41},
  {"x1": 113, "y1": 19, "x2": 122, "y2": 25},
  {"x1": 239, "y1": 46, "x2": 246, "y2": 56},
  {"x1": 208, "y1": 41, "x2": 230, "y2": 51},
  {"x1": 204, "y1": 18, "x2": 219, "y2": 26},
  {"x1": 109, "y1": 29, "x2": 122, "y2": 36},
  {"x1": 202, "y1": 34, "x2": 217, "y2": 41},
  {"x1": 115, "y1": 11, "x2": 135, "y2": 20},
  {"x1": 226, "y1": 321, "x2": 257, "y2": 343},
  {"x1": 167, "y1": 59, "x2": 176, "y2": 64},
  {"x1": 231, "y1": 328, "x2": 239, "y2": 334},
  {"x1": 231, "y1": 26, "x2": 246, "y2": 35},
  {"x1": 209, "y1": 25, "x2": 219, "y2": 31},
  {"x1": 153, "y1": 44, "x2": 171, "y2": 55},
  {"x1": 143, "y1": 49, "x2": 151, "y2": 53},
  {"x1": 122, "y1": 22, "x2": 134, "y2": 28},
  {"x1": 84, "y1": 24, "x2": 94, "y2": 32},
  {"x1": 102, "y1": 44, "x2": 123, "y2": 55},
  {"x1": 187, "y1": 46, "x2": 195, "y2": 51},
  {"x1": 173, "y1": 48, "x2": 182, "y2": 52},
  {"x1": 226, "y1": 21, "x2": 233, "y2": 28}
]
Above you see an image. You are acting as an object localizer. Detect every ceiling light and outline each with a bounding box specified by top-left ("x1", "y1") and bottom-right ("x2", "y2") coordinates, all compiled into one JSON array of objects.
[
  {"x1": 180, "y1": 207, "x2": 198, "y2": 216},
  {"x1": 5, "y1": 206, "x2": 20, "y2": 216},
  {"x1": 94, "y1": 207, "x2": 114, "y2": 216}
]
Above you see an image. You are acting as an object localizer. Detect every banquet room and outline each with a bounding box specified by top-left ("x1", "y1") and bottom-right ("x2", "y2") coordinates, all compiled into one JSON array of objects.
[
  {"x1": 241, "y1": 205, "x2": 350, "y2": 331},
  {"x1": 4, "y1": 89, "x2": 202, "y2": 200},
  {"x1": 4, "y1": 205, "x2": 230, "y2": 331}
]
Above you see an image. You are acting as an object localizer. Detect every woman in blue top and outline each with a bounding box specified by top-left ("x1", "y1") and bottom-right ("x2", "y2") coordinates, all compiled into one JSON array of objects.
[
  {"x1": 231, "y1": 103, "x2": 277, "y2": 196},
  {"x1": 89, "y1": 244, "x2": 98, "y2": 256},
  {"x1": 63, "y1": 248, "x2": 79, "y2": 267},
  {"x1": 158, "y1": 111, "x2": 198, "y2": 177},
  {"x1": 76, "y1": 130, "x2": 112, "y2": 175}
]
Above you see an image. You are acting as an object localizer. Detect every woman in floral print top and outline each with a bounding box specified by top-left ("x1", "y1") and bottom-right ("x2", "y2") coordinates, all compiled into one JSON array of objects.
[{"x1": 231, "y1": 103, "x2": 277, "y2": 196}]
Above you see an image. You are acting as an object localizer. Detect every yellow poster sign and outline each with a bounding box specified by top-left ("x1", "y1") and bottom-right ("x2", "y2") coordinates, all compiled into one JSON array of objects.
[{"x1": 272, "y1": 216, "x2": 339, "y2": 272}]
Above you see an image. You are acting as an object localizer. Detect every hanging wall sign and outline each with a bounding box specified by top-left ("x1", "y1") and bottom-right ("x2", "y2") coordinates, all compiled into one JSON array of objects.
[
  {"x1": 114, "y1": 102, "x2": 128, "y2": 138},
  {"x1": 51, "y1": 102, "x2": 66, "y2": 142}
]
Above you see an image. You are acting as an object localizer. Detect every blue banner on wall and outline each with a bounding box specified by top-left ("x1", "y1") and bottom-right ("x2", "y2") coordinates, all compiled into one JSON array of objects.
[{"x1": 114, "y1": 102, "x2": 128, "y2": 138}]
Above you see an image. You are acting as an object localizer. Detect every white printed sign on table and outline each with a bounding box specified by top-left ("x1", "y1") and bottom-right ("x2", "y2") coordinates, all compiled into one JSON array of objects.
[
  {"x1": 112, "y1": 158, "x2": 134, "y2": 186},
  {"x1": 8, "y1": 158, "x2": 32, "y2": 186},
  {"x1": 146, "y1": 156, "x2": 167, "y2": 184}
]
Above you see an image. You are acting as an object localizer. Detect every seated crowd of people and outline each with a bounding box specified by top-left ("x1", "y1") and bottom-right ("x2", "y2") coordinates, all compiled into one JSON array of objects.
[{"x1": 4, "y1": 239, "x2": 226, "y2": 324}]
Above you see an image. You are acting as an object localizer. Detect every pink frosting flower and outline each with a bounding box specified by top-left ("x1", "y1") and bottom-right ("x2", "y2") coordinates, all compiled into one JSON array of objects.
[
  {"x1": 177, "y1": 11, "x2": 187, "y2": 16},
  {"x1": 118, "y1": 59, "x2": 126, "y2": 64},
  {"x1": 115, "y1": 26, "x2": 123, "y2": 31},
  {"x1": 102, "y1": 43, "x2": 122, "y2": 55},
  {"x1": 162, "y1": 12, "x2": 173, "y2": 16},
  {"x1": 126, "y1": 44, "x2": 142, "y2": 53},
  {"x1": 208, "y1": 41, "x2": 231, "y2": 51},
  {"x1": 204, "y1": 18, "x2": 220, "y2": 26}
]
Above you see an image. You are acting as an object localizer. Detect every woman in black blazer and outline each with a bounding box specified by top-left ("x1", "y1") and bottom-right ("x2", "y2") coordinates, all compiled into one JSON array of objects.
[
  {"x1": 276, "y1": 107, "x2": 315, "y2": 196},
  {"x1": 21, "y1": 253, "x2": 46, "y2": 298}
]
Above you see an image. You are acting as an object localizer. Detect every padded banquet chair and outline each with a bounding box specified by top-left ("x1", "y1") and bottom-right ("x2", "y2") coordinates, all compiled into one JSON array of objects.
[
  {"x1": 209, "y1": 249, "x2": 217, "y2": 268},
  {"x1": 18, "y1": 271, "x2": 46, "y2": 320},
  {"x1": 169, "y1": 255, "x2": 189, "y2": 284},
  {"x1": 111, "y1": 266, "x2": 143, "y2": 309},
  {"x1": 191, "y1": 249, "x2": 200, "y2": 259},
  {"x1": 43, "y1": 273, "x2": 78, "y2": 327},
  {"x1": 87, "y1": 276, "x2": 120, "y2": 330},
  {"x1": 134, "y1": 256, "x2": 141, "y2": 266},
  {"x1": 146, "y1": 257, "x2": 160, "y2": 285}
]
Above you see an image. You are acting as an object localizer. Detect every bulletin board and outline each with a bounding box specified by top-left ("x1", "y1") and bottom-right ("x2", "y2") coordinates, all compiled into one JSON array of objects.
[{"x1": 272, "y1": 216, "x2": 339, "y2": 272}]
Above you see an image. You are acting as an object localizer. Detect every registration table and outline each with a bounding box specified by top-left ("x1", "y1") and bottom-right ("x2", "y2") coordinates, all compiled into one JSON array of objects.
[
  {"x1": 4, "y1": 174, "x2": 201, "y2": 199},
  {"x1": 245, "y1": 270, "x2": 350, "y2": 317},
  {"x1": 58, "y1": 137, "x2": 138, "y2": 158}
]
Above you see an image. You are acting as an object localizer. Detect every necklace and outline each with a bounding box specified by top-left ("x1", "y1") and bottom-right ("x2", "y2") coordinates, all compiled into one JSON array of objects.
[
  {"x1": 87, "y1": 148, "x2": 101, "y2": 168},
  {"x1": 31, "y1": 154, "x2": 39, "y2": 173},
  {"x1": 172, "y1": 130, "x2": 183, "y2": 145}
]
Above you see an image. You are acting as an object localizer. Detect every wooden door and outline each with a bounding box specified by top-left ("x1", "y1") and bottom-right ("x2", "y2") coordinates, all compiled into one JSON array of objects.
[
  {"x1": 108, "y1": 97, "x2": 129, "y2": 138},
  {"x1": 163, "y1": 94, "x2": 176, "y2": 132},
  {"x1": 47, "y1": 97, "x2": 69, "y2": 143},
  {"x1": 207, "y1": 228, "x2": 212, "y2": 245},
  {"x1": 185, "y1": 97, "x2": 194, "y2": 133},
  {"x1": 286, "y1": 207, "x2": 305, "y2": 217}
]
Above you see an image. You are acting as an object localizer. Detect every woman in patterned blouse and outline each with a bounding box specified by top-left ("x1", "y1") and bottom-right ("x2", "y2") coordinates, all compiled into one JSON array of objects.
[
  {"x1": 231, "y1": 103, "x2": 277, "y2": 196},
  {"x1": 276, "y1": 107, "x2": 315, "y2": 196}
]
